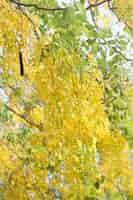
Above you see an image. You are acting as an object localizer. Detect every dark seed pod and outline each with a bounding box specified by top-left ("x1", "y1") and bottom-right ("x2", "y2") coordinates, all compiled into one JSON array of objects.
[{"x1": 19, "y1": 49, "x2": 24, "y2": 76}]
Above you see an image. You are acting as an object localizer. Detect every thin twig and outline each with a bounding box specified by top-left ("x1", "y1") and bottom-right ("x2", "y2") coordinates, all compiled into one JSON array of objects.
[
  {"x1": 18, "y1": 6, "x2": 40, "y2": 40},
  {"x1": 125, "y1": 22, "x2": 133, "y2": 34},
  {"x1": 10, "y1": 0, "x2": 65, "y2": 11},
  {"x1": 6, "y1": 104, "x2": 44, "y2": 131},
  {"x1": 86, "y1": 0, "x2": 112, "y2": 9},
  {"x1": 97, "y1": 40, "x2": 133, "y2": 63},
  {"x1": 112, "y1": 46, "x2": 133, "y2": 62}
]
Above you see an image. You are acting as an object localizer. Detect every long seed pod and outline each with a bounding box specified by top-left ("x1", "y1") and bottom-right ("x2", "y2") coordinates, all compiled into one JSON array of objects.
[{"x1": 19, "y1": 49, "x2": 24, "y2": 76}]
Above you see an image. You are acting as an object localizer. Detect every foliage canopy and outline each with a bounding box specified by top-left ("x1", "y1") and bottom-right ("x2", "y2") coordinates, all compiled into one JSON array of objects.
[{"x1": 0, "y1": 0, "x2": 133, "y2": 199}]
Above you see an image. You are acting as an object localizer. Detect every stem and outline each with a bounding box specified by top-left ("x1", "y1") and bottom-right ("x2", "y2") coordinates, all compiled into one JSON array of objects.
[
  {"x1": 86, "y1": 0, "x2": 112, "y2": 9},
  {"x1": 10, "y1": 0, "x2": 112, "y2": 11},
  {"x1": 10, "y1": 0, "x2": 65, "y2": 11},
  {"x1": 6, "y1": 104, "x2": 44, "y2": 131}
]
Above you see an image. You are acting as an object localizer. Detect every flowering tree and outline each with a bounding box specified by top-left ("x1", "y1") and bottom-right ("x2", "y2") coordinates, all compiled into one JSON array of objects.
[{"x1": 0, "y1": 0, "x2": 133, "y2": 199}]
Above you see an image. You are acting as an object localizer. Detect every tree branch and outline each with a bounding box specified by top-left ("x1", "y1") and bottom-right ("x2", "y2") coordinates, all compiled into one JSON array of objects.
[
  {"x1": 97, "y1": 39, "x2": 133, "y2": 63},
  {"x1": 6, "y1": 104, "x2": 44, "y2": 131},
  {"x1": 18, "y1": 6, "x2": 40, "y2": 40},
  {"x1": 10, "y1": 0, "x2": 112, "y2": 11},
  {"x1": 125, "y1": 22, "x2": 133, "y2": 34},
  {"x1": 86, "y1": 0, "x2": 112, "y2": 10},
  {"x1": 0, "y1": 84, "x2": 44, "y2": 131},
  {"x1": 112, "y1": 46, "x2": 133, "y2": 62},
  {"x1": 10, "y1": 0, "x2": 65, "y2": 11}
]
